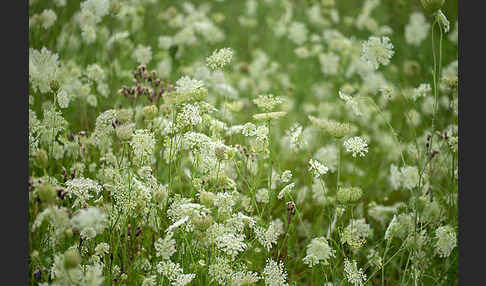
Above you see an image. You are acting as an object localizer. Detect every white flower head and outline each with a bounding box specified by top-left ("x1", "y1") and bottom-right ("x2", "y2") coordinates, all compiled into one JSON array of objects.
[
  {"x1": 344, "y1": 259, "x2": 367, "y2": 286},
  {"x1": 263, "y1": 258, "x2": 288, "y2": 286},
  {"x1": 256, "y1": 188, "x2": 269, "y2": 203},
  {"x1": 280, "y1": 170, "x2": 293, "y2": 183},
  {"x1": 29, "y1": 47, "x2": 59, "y2": 94},
  {"x1": 343, "y1": 136, "x2": 369, "y2": 157},
  {"x1": 303, "y1": 237, "x2": 335, "y2": 267},
  {"x1": 215, "y1": 233, "x2": 247, "y2": 259},
  {"x1": 361, "y1": 36, "x2": 394, "y2": 70},
  {"x1": 71, "y1": 207, "x2": 107, "y2": 239},
  {"x1": 155, "y1": 234, "x2": 177, "y2": 260},
  {"x1": 175, "y1": 76, "x2": 206, "y2": 98},
  {"x1": 206, "y1": 47, "x2": 233, "y2": 70},
  {"x1": 308, "y1": 159, "x2": 329, "y2": 178},
  {"x1": 176, "y1": 104, "x2": 203, "y2": 132},
  {"x1": 435, "y1": 225, "x2": 457, "y2": 258},
  {"x1": 288, "y1": 21, "x2": 308, "y2": 45},
  {"x1": 39, "y1": 9, "x2": 57, "y2": 29},
  {"x1": 277, "y1": 183, "x2": 295, "y2": 200},
  {"x1": 413, "y1": 83, "x2": 432, "y2": 100},
  {"x1": 65, "y1": 178, "x2": 102, "y2": 208},
  {"x1": 405, "y1": 12, "x2": 430, "y2": 46},
  {"x1": 133, "y1": 45, "x2": 152, "y2": 65}
]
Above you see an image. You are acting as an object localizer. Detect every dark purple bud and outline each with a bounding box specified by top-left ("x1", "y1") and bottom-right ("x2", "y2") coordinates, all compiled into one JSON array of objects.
[{"x1": 34, "y1": 269, "x2": 42, "y2": 280}]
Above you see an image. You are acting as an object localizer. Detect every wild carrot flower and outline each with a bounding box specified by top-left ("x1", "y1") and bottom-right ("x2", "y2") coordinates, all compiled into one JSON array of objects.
[
  {"x1": 435, "y1": 225, "x2": 457, "y2": 258},
  {"x1": 206, "y1": 48, "x2": 233, "y2": 70},
  {"x1": 343, "y1": 136, "x2": 369, "y2": 157},
  {"x1": 413, "y1": 83, "x2": 432, "y2": 100},
  {"x1": 29, "y1": 47, "x2": 59, "y2": 94},
  {"x1": 303, "y1": 237, "x2": 335, "y2": 267},
  {"x1": 405, "y1": 12, "x2": 430, "y2": 46},
  {"x1": 263, "y1": 258, "x2": 288, "y2": 286},
  {"x1": 154, "y1": 234, "x2": 177, "y2": 260},
  {"x1": 71, "y1": 207, "x2": 107, "y2": 239},
  {"x1": 308, "y1": 159, "x2": 329, "y2": 178},
  {"x1": 344, "y1": 259, "x2": 367, "y2": 286},
  {"x1": 278, "y1": 183, "x2": 295, "y2": 200},
  {"x1": 253, "y1": 94, "x2": 283, "y2": 111},
  {"x1": 361, "y1": 36, "x2": 394, "y2": 70},
  {"x1": 39, "y1": 9, "x2": 57, "y2": 29}
]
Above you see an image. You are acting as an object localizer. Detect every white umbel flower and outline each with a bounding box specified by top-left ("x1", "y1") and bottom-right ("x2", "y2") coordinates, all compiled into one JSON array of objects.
[
  {"x1": 277, "y1": 183, "x2": 295, "y2": 200},
  {"x1": 130, "y1": 129, "x2": 155, "y2": 166},
  {"x1": 435, "y1": 225, "x2": 457, "y2": 258},
  {"x1": 341, "y1": 219, "x2": 372, "y2": 248},
  {"x1": 80, "y1": 0, "x2": 109, "y2": 22},
  {"x1": 400, "y1": 165, "x2": 420, "y2": 190},
  {"x1": 389, "y1": 164, "x2": 420, "y2": 191},
  {"x1": 308, "y1": 159, "x2": 329, "y2": 178},
  {"x1": 284, "y1": 123, "x2": 307, "y2": 152},
  {"x1": 71, "y1": 207, "x2": 107, "y2": 239},
  {"x1": 361, "y1": 36, "x2": 394, "y2": 70},
  {"x1": 343, "y1": 136, "x2": 369, "y2": 157},
  {"x1": 133, "y1": 45, "x2": 152, "y2": 65},
  {"x1": 231, "y1": 270, "x2": 261, "y2": 285},
  {"x1": 256, "y1": 188, "x2": 269, "y2": 203},
  {"x1": 263, "y1": 258, "x2": 288, "y2": 286},
  {"x1": 154, "y1": 234, "x2": 177, "y2": 260},
  {"x1": 405, "y1": 12, "x2": 430, "y2": 46},
  {"x1": 253, "y1": 94, "x2": 283, "y2": 111},
  {"x1": 56, "y1": 89, "x2": 69, "y2": 108},
  {"x1": 413, "y1": 83, "x2": 432, "y2": 100},
  {"x1": 215, "y1": 233, "x2": 247, "y2": 259},
  {"x1": 303, "y1": 237, "x2": 335, "y2": 267},
  {"x1": 29, "y1": 47, "x2": 59, "y2": 94},
  {"x1": 157, "y1": 261, "x2": 195, "y2": 286},
  {"x1": 319, "y1": 52, "x2": 340, "y2": 75},
  {"x1": 344, "y1": 259, "x2": 367, "y2": 286},
  {"x1": 39, "y1": 9, "x2": 57, "y2": 29},
  {"x1": 254, "y1": 220, "x2": 284, "y2": 251},
  {"x1": 141, "y1": 275, "x2": 157, "y2": 286},
  {"x1": 206, "y1": 47, "x2": 233, "y2": 70},
  {"x1": 280, "y1": 170, "x2": 292, "y2": 183},
  {"x1": 175, "y1": 76, "x2": 206, "y2": 97},
  {"x1": 177, "y1": 103, "x2": 202, "y2": 129},
  {"x1": 288, "y1": 22, "x2": 308, "y2": 45},
  {"x1": 65, "y1": 178, "x2": 102, "y2": 208}
]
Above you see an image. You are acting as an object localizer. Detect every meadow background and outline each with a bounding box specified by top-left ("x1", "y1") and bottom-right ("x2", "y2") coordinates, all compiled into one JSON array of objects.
[{"x1": 28, "y1": 0, "x2": 458, "y2": 285}]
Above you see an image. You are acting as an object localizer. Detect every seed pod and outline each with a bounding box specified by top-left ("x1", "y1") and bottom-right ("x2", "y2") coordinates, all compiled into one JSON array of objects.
[
  {"x1": 199, "y1": 191, "x2": 215, "y2": 207},
  {"x1": 50, "y1": 80, "x2": 60, "y2": 93},
  {"x1": 36, "y1": 149, "x2": 49, "y2": 170},
  {"x1": 38, "y1": 182, "x2": 56, "y2": 205},
  {"x1": 420, "y1": 0, "x2": 444, "y2": 13},
  {"x1": 193, "y1": 215, "x2": 213, "y2": 230},
  {"x1": 142, "y1": 105, "x2": 158, "y2": 120},
  {"x1": 115, "y1": 123, "x2": 134, "y2": 141},
  {"x1": 436, "y1": 10, "x2": 450, "y2": 32},
  {"x1": 337, "y1": 187, "x2": 363, "y2": 204},
  {"x1": 214, "y1": 146, "x2": 227, "y2": 161},
  {"x1": 110, "y1": 2, "x2": 121, "y2": 15},
  {"x1": 63, "y1": 249, "x2": 81, "y2": 269},
  {"x1": 154, "y1": 189, "x2": 167, "y2": 204},
  {"x1": 64, "y1": 228, "x2": 73, "y2": 239}
]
